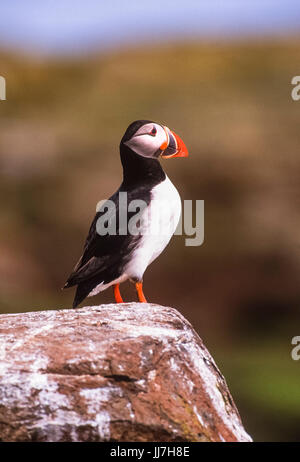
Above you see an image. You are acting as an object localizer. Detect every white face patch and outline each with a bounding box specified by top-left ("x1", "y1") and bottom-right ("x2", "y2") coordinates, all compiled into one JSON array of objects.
[{"x1": 124, "y1": 123, "x2": 167, "y2": 158}]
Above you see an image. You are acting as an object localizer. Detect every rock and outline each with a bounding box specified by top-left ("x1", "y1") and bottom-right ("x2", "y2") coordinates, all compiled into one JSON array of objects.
[{"x1": 0, "y1": 303, "x2": 251, "y2": 442}]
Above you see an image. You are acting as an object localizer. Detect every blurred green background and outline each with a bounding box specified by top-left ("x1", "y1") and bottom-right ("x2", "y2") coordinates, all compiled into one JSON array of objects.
[{"x1": 1, "y1": 2, "x2": 300, "y2": 442}]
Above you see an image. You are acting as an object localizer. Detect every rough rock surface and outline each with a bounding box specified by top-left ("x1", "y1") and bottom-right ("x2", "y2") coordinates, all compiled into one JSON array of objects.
[{"x1": 0, "y1": 303, "x2": 251, "y2": 442}]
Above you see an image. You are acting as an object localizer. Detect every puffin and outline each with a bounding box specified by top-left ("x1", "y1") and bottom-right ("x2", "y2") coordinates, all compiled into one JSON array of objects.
[{"x1": 64, "y1": 120, "x2": 188, "y2": 307}]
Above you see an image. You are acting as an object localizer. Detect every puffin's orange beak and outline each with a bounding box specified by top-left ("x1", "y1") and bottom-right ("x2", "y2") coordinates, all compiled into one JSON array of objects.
[{"x1": 160, "y1": 126, "x2": 189, "y2": 158}]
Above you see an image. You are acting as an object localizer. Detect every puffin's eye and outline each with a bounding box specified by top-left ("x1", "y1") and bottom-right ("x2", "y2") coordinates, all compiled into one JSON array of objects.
[{"x1": 149, "y1": 126, "x2": 157, "y2": 136}]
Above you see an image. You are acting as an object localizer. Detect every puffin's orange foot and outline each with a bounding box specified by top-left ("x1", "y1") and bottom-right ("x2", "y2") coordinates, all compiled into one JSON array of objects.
[
  {"x1": 135, "y1": 281, "x2": 147, "y2": 303},
  {"x1": 114, "y1": 283, "x2": 124, "y2": 303}
]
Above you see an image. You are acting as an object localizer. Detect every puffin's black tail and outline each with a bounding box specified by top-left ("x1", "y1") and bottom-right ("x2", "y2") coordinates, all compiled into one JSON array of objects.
[
  {"x1": 72, "y1": 283, "x2": 92, "y2": 308},
  {"x1": 72, "y1": 275, "x2": 105, "y2": 308},
  {"x1": 62, "y1": 276, "x2": 85, "y2": 308}
]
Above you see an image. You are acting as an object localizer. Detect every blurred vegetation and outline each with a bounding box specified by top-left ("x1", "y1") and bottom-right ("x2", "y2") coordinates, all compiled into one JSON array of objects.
[{"x1": 0, "y1": 39, "x2": 300, "y2": 441}]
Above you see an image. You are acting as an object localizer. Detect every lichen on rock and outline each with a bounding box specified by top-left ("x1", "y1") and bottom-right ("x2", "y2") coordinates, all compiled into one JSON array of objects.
[{"x1": 0, "y1": 303, "x2": 252, "y2": 442}]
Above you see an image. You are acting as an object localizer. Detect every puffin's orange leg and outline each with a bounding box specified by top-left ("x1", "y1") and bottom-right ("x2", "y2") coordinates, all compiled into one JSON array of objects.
[
  {"x1": 135, "y1": 282, "x2": 147, "y2": 303},
  {"x1": 114, "y1": 284, "x2": 124, "y2": 303}
]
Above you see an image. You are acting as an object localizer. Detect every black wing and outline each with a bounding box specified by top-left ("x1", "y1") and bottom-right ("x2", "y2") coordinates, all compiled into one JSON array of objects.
[{"x1": 64, "y1": 185, "x2": 151, "y2": 306}]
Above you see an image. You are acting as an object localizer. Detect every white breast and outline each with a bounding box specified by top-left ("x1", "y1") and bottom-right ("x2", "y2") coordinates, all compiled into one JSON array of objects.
[{"x1": 125, "y1": 176, "x2": 181, "y2": 281}]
